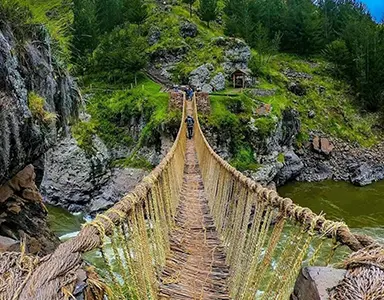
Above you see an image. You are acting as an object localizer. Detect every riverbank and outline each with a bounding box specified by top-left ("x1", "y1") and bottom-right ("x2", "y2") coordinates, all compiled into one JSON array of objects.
[{"x1": 296, "y1": 138, "x2": 384, "y2": 186}]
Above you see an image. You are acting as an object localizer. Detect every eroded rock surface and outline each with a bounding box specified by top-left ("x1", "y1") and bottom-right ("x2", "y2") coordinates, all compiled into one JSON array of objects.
[
  {"x1": 0, "y1": 23, "x2": 79, "y2": 186},
  {"x1": 0, "y1": 165, "x2": 59, "y2": 255},
  {"x1": 41, "y1": 137, "x2": 148, "y2": 214}
]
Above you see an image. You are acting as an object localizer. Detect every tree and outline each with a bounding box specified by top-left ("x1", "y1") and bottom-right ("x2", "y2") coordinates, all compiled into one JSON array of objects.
[
  {"x1": 95, "y1": 0, "x2": 123, "y2": 34},
  {"x1": 124, "y1": 0, "x2": 148, "y2": 25},
  {"x1": 281, "y1": 0, "x2": 323, "y2": 55},
  {"x1": 90, "y1": 25, "x2": 148, "y2": 84},
  {"x1": 199, "y1": 0, "x2": 217, "y2": 28},
  {"x1": 183, "y1": 0, "x2": 196, "y2": 17},
  {"x1": 71, "y1": 0, "x2": 98, "y2": 67},
  {"x1": 224, "y1": 0, "x2": 247, "y2": 37}
]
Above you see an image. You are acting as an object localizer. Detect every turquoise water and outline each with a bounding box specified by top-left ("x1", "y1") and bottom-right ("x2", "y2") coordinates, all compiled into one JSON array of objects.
[
  {"x1": 46, "y1": 204, "x2": 85, "y2": 240},
  {"x1": 279, "y1": 180, "x2": 384, "y2": 243}
]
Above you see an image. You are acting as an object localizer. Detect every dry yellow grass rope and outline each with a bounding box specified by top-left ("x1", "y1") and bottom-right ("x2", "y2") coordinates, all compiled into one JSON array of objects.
[
  {"x1": 2, "y1": 92, "x2": 382, "y2": 300},
  {"x1": 1, "y1": 93, "x2": 187, "y2": 300},
  {"x1": 192, "y1": 93, "x2": 381, "y2": 299}
]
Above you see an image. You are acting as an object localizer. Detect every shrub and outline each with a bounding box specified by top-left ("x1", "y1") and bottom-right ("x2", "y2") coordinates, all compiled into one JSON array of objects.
[
  {"x1": 72, "y1": 121, "x2": 97, "y2": 156},
  {"x1": 28, "y1": 92, "x2": 57, "y2": 124},
  {"x1": 230, "y1": 146, "x2": 259, "y2": 171}
]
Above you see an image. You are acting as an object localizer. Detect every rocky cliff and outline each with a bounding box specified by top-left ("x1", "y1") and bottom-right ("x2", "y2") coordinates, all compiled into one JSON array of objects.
[
  {"x1": 0, "y1": 19, "x2": 79, "y2": 253},
  {"x1": 0, "y1": 21, "x2": 79, "y2": 186},
  {"x1": 0, "y1": 165, "x2": 59, "y2": 255}
]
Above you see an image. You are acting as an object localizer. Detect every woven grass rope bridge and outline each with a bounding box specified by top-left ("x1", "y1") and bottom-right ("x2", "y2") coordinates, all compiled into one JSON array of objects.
[{"x1": 1, "y1": 93, "x2": 383, "y2": 300}]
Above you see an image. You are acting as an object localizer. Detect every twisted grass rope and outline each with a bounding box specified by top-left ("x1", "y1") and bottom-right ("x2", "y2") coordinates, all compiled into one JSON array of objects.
[
  {"x1": 191, "y1": 94, "x2": 380, "y2": 300},
  {"x1": 2, "y1": 92, "x2": 381, "y2": 300}
]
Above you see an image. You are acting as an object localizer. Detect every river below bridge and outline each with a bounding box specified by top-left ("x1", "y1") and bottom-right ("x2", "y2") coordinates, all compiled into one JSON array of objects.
[
  {"x1": 279, "y1": 180, "x2": 384, "y2": 243},
  {"x1": 46, "y1": 179, "x2": 384, "y2": 266}
]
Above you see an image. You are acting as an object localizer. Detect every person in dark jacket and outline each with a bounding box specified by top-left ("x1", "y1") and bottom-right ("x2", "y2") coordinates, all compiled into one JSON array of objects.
[
  {"x1": 185, "y1": 115, "x2": 195, "y2": 139},
  {"x1": 186, "y1": 87, "x2": 194, "y2": 100}
]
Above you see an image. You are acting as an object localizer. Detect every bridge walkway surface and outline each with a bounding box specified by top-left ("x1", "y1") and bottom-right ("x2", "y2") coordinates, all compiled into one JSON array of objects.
[{"x1": 159, "y1": 101, "x2": 230, "y2": 299}]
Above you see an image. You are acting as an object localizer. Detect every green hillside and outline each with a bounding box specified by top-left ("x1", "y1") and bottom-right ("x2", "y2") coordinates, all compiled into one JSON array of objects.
[{"x1": 5, "y1": 0, "x2": 383, "y2": 171}]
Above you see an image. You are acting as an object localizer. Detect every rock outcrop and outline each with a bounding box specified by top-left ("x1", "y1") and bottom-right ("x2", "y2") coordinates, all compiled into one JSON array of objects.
[
  {"x1": 0, "y1": 165, "x2": 59, "y2": 255},
  {"x1": 297, "y1": 137, "x2": 384, "y2": 185},
  {"x1": 221, "y1": 38, "x2": 251, "y2": 75},
  {"x1": 0, "y1": 22, "x2": 79, "y2": 186},
  {"x1": 41, "y1": 137, "x2": 148, "y2": 214},
  {"x1": 0, "y1": 19, "x2": 78, "y2": 254},
  {"x1": 180, "y1": 22, "x2": 198, "y2": 38},
  {"x1": 189, "y1": 63, "x2": 214, "y2": 91},
  {"x1": 274, "y1": 150, "x2": 304, "y2": 186}
]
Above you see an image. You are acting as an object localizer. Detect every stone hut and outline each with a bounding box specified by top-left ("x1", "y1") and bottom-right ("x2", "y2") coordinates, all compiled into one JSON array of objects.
[{"x1": 232, "y1": 69, "x2": 252, "y2": 88}]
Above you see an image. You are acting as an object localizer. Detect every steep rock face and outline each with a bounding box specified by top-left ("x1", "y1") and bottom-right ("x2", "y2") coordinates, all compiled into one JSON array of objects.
[
  {"x1": 41, "y1": 136, "x2": 148, "y2": 214},
  {"x1": 0, "y1": 20, "x2": 78, "y2": 254},
  {"x1": 0, "y1": 23, "x2": 79, "y2": 186},
  {"x1": 0, "y1": 165, "x2": 59, "y2": 255}
]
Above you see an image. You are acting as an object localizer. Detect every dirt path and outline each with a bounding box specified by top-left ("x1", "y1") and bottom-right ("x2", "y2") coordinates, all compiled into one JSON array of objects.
[{"x1": 159, "y1": 102, "x2": 230, "y2": 300}]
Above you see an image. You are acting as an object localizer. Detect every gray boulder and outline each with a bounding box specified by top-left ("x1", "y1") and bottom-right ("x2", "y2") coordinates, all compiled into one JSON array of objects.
[
  {"x1": 189, "y1": 63, "x2": 213, "y2": 89},
  {"x1": 202, "y1": 84, "x2": 213, "y2": 93},
  {"x1": 210, "y1": 73, "x2": 225, "y2": 91},
  {"x1": 288, "y1": 81, "x2": 307, "y2": 96},
  {"x1": 350, "y1": 163, "x2": 384, "y2": 186},
  {"x1": 250, "y1": 89, "x2": 276, "y2": 97},
  {"x1": 274, "y1": 150, "x2": 304, "y2": 186},
  {"x1": 148, "y1": 26, "x2": 161, "y2": 45},
  {"x1": 250, "y1": 162, "x2": 282, "y2": 185},
  {"x1": 283, "y1": 69, "x2": 313, "y2": 80},
  {"x1": 180, "y1": 22, "x2": 198, "y2": 38},
  {"x1": 308, "y1": 110, "x2": 316, "y2": 119}
]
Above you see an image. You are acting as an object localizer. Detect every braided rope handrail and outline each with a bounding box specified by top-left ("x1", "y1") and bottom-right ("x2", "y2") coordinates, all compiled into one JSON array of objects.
[
  {"x1": 12, "y1": 93, "x2": 188, "y2": 299},
  {"x1": 191, "y1": 93, "x2": 377, "y2": 252},
  {"x1": 3, "y1": 92, "x2": 381, "y2": 300}
]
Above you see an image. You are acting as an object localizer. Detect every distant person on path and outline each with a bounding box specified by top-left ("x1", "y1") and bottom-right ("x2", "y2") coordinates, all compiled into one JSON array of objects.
[
  {"x1": 186, "y1": 86, "x2": 194, "y2": 100},
  {"x1": 185, "y1": 115, "x2": 195, "y2": 139}
]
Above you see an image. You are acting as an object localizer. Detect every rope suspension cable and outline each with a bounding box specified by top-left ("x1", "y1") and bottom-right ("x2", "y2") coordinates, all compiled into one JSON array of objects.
[
  {"x1": 191, "y1": 93, "x2": 381, "y2": 299},
  {"x1": 1, "y1": 92, "x2": 382, "y2": 300}
]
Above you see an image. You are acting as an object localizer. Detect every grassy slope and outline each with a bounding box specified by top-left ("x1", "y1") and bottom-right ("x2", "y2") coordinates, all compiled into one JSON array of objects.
[
  {"x1": 248, "y1": 54, "x2": 379, "y2": 147},
  {"x1": 16, "y1": 0, "x2": 73, "y2": 61},
  {"x1": 19, "y1": 0, "x2": 381, "y2": 170},
  {"x1": 73, "y1": 77, "x2": 180, "y2": 168}
]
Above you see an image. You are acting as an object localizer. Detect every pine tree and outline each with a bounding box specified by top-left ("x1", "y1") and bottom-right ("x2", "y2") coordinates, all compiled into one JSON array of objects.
[
  {"x1": 124, "y1": 0, "x2": 148, "y2": 25},
  {"x1": 281, "y1": 0, "x2": 323, "y2": 55},
  {"x1": 95, "y1": 0, "x2": 123, "y2": 34},
  {"x1": 91, "y1": 25, "x2": 148, "y2": 84},
  {"x1": 71, "y1": 0, "x2": 98, "y2": 66},
  {"x1": 224, "y1": 0, "x2": 247, "y2": 37},
  {"x1": 183, "y1": 0, "x2": 196, "y2": 17},
  {"x1": 199, "y1": 0, "x2": 217, "y2": 28}
]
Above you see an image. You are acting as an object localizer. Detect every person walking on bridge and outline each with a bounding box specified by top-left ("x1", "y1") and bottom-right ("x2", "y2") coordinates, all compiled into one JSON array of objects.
[{"x1": 185, "y1": 115, "x2": 195, "y2": 139}]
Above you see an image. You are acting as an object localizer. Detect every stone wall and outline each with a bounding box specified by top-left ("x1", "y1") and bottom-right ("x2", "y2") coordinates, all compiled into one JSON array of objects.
[{"x1": 168, "y1": 92, "x2": 184, "y2": 110}]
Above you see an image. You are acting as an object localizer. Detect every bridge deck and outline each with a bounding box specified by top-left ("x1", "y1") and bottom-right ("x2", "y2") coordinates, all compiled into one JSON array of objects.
[{"x1": 159, "y1": 102, "x2": 230, "y2": 300}]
